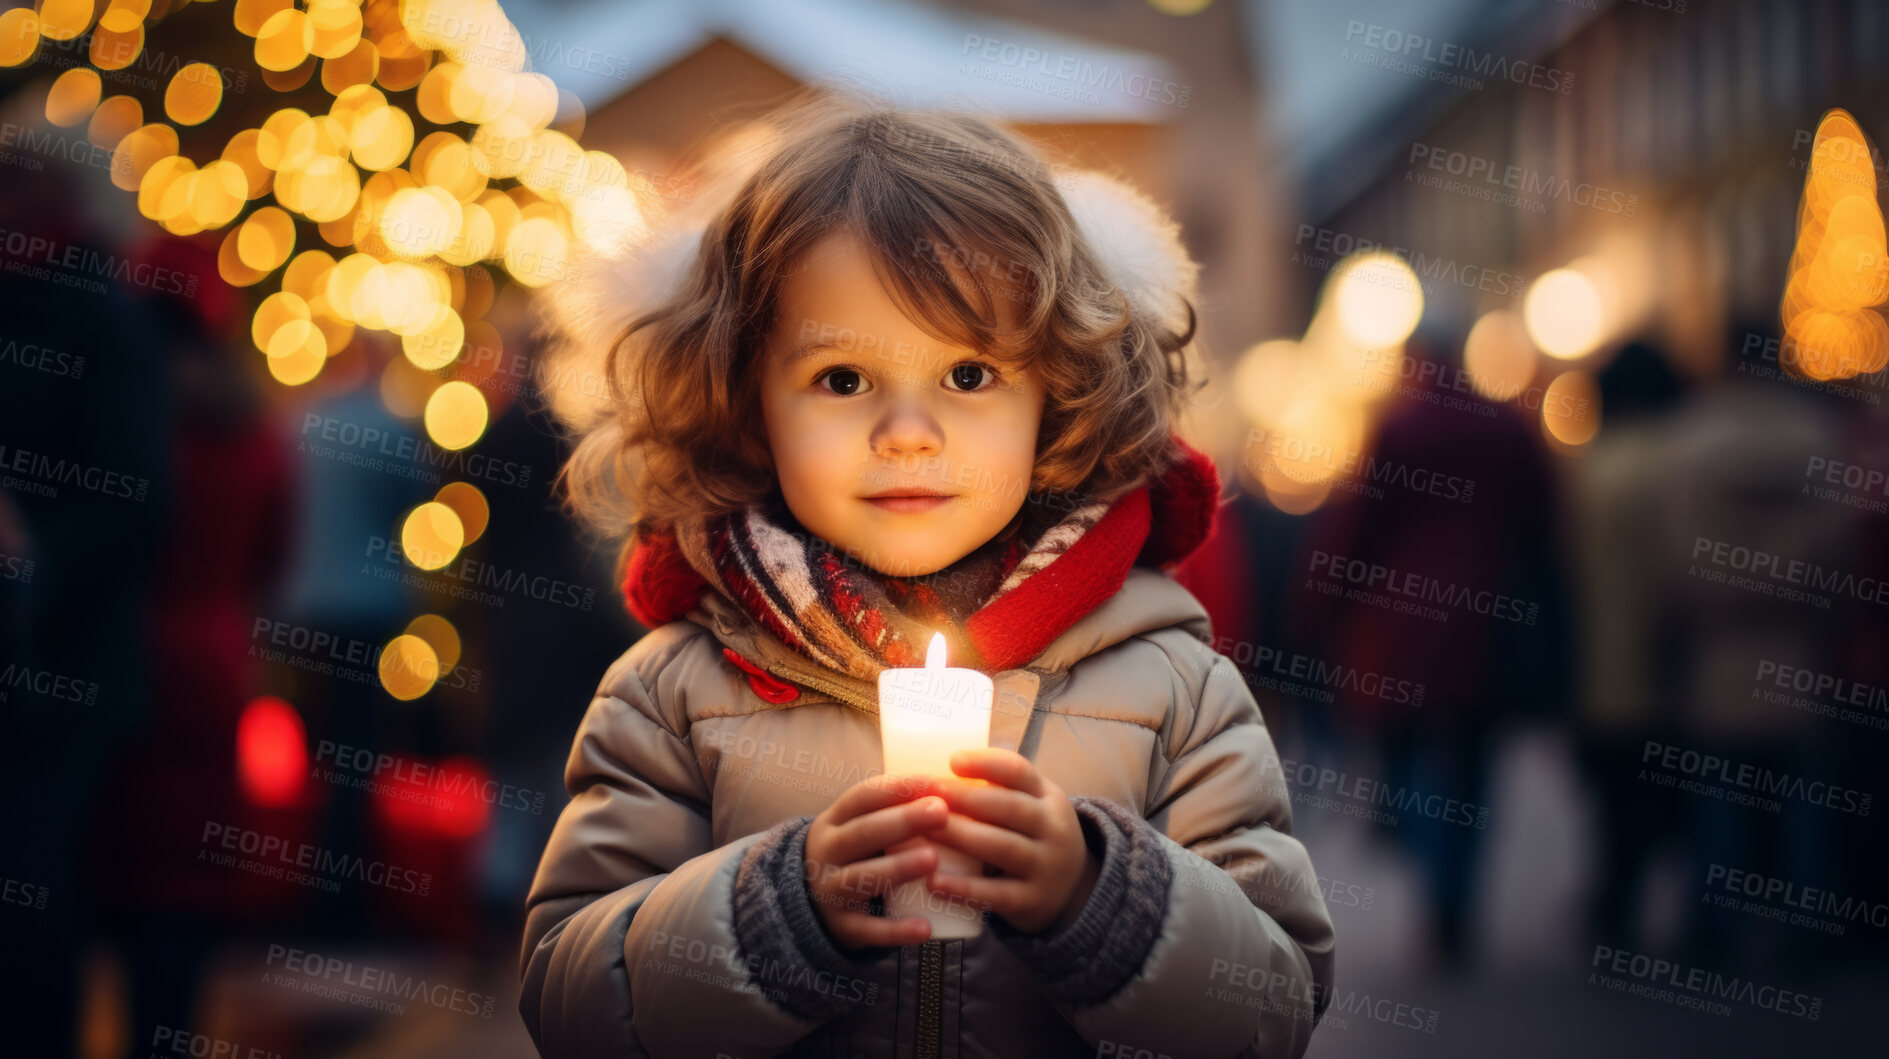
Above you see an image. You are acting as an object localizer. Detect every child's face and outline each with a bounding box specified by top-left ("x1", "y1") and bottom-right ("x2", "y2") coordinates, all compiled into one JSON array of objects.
[{"x1": 759, "y1": 230, "x2": 1047, "y2": 578}]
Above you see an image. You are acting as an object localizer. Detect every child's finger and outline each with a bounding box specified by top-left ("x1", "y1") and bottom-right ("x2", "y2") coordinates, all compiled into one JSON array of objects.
[
  {"x1": 946, "y1": 748, "x2": 1045, "y2": 796},
  {"x1": 829, "y1": 909, "x2": 932, "y2": 949},
  {"x1": 926, "y1": 813, "x2": 1035, "y2": 876},
  {"x1": 827, "y1": 797, "x2": 947, "y2": 864},
  {"x1": 812, "y1": 844, "x2": 937, "y2": 905},
  {"x1": 828, "y1": 773, "x2": 937, "y2": 824},
  {"x1": 929, "y1": 780, "x2": 1043, "y2": 836},
  {"x1": 926, "y1": 870, "x2": 1027, "y2": 919}
]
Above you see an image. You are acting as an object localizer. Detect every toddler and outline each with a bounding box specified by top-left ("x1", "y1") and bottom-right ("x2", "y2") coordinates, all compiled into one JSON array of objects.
[{"x1": 521, "y1": 91, "x2": 1335, "y2": 1058}]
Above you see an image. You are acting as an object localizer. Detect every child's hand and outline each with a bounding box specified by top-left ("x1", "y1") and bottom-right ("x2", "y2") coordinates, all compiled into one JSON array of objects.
[
  {"x1": 804, "y1": 774, "x2": 951, "y2": 950},
  {"x1": 922, "y1": 749, "x2": 1103, "y2": 935}
]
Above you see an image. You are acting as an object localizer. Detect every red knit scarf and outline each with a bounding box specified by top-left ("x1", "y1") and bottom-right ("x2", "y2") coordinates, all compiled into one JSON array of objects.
[{"x1": 623, "y1": 436, "x2": 1222, "y2": 677}]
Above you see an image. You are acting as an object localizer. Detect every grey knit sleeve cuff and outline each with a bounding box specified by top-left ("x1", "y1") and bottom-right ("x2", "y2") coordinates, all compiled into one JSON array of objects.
[
  {"x1": 730, "y1": 815, "x2": 884, "y2": 1022},
  {"x1": 990, "y1": 795, "x2": 1174, "y2": 1008}
]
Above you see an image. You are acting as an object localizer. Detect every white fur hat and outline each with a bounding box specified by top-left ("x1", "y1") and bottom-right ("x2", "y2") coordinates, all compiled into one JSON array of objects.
[{"x1": 533, "y1": 155, "x2": 1198, "y2": 429}]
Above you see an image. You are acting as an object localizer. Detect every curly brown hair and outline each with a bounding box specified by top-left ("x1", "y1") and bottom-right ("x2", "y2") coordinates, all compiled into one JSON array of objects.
[{"x1": 548, "y1": 87, "x2": 1201, "y2": 553}]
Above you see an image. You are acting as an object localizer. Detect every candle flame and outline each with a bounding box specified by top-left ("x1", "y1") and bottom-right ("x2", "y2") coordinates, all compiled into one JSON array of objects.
[{"x1": 926, "y1": 631, "x2": 946, "y2": 669}]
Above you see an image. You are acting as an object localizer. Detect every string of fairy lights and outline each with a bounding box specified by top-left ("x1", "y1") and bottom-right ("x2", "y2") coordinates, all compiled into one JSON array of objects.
[{"x1": 3, "y1": 0, "x2": 648, "y2": 701}]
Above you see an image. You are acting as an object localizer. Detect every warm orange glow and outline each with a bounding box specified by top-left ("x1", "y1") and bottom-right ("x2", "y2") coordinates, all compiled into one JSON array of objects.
[
  {"x1": 45, "y1": 67, "x2": 101, "y2": 127},
  {"x1": 424, "y1": 380, "x2": 488, "y2": 450},
  {"x1": 0, "y1": 9, "x2": 40, "y2": 68},
  {"x1": 379, "y1": 634, "x2": 440, "y2": 700},
  {"x1": 164, "y1": 62, "x2": 224, "y2": 126},
  {"x1": 401, "y1": 502, "x2": 465, "y2": 571},
  {"x1": 1463, "y1": 309, "x2": 1538, "y2": 401},
  {"x1": 405, "y1": 613, "x2": 463, "y2": 671},
  {"x1": 433, "y1": 482, "x2": 489, "y2": 545},
  {"x1": 1524, "y1": 269, "x2": 1606, "y2": 360},
  {"x1": 1541, "y1": 371, "x2": 1600, "y2": 446}
]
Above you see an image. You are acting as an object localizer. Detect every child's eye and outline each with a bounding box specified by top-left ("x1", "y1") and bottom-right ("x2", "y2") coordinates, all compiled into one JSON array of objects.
[
  {"x1": 946, "y1": 362, "x2": 998, "y2": 392},
  {"x1": 816, "y1": 368, "x2": 867, "y2": 396}
]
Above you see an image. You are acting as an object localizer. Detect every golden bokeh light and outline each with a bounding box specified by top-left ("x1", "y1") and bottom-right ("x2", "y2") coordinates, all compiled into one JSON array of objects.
[
  {"x1": 1541, "y1": 371, "x2": 1600, "y2": 446},
  {"x1": 433, "y1": 482, "x2": 489, "y2": 546},
  {"x1": 252, "y1": 290, "x2": 311, "y2": 353},
  {"x1": 1330, "y1": 251, "x2": 1424, "y2": 350},
  {"x1": 87, "y1": 94, "x2": 143, "y2": 149},
  {"x1": 99, "y1": 0, "x2": 149, "y2": 34},
  {"x1": 235, "y1": 0, "x2": 292, "y2": 37},
  {"x1": 35, "y1": 0, "x2": 95, "y2": 42},
  {"x1": 89, "y1": 21, "x2": 144, "y2": 71},
  {"x1": 1463, "y1": 309, "x2": 1538, "y2": 402},
  {"x1": 404, "y1": 614, "x2": 462, "y2": 672},
  {"x1": 424, "y1": 380, "x2": 488, "y2": 450},
  {"x1": 45, "y1": 67, "x2": 102, "y2": 127},
  {"x1": 1524, "y1": 268, "x2": 1606, "y2": 360},
  {"x1": 10, "y1": 0, "x2": 625, "y2": 689},
  {"x1": 402, "y1": 306, "x2": 466, "y2": 370},
  {"x1": 401, "y1": 501, "x2": 465, "y2": 571},
  {"x1": 255, "y1": 9, "x2": 311, "y2": 72},
  {"x1": 238, "y1": 206, "x2": 297, "y2": 272},
  {"x1": 165, "y1": 62, "x2": 224, "y2": 126},
  {"x1": 218, "y1": 226, "x2": 270, "y2": 288},
  {"x1": 0, "y1": 9, "x2": 40, "y2": 68},
  {"x1": 378, "y1": 634, "x2": 440, "y2": 700},
  {"x1": 503, "y1": 215, "x2": 570, "y2": 287}
]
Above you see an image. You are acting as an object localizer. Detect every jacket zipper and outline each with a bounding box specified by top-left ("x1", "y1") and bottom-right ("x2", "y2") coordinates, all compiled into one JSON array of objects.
[{"x1": 915, "y1": 940, "x2": 943, "y2": 1059}]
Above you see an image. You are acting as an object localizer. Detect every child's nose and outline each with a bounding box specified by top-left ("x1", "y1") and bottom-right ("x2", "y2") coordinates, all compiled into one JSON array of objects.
[{"x1": 869, "y1": 398, "x2": 944, "y2": 459}]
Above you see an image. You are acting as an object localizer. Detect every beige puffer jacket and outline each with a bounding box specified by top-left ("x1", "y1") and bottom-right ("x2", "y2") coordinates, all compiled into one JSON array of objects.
[{"x1": 520, "y1": 567, "x2": 1336, "y2": 1058}]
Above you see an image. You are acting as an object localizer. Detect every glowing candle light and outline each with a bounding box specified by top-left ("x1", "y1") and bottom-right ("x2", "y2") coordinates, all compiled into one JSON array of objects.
[{"x1": 878, "y1": 631, "x2": 993, "y2": 939}]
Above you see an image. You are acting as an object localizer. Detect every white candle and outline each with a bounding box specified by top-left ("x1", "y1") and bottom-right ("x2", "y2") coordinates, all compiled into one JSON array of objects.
[{"x1": 877, "y1": 631, "x2": 992, "y2": 939}]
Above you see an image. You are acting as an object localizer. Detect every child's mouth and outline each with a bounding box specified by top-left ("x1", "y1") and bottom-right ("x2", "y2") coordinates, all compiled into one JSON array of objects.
[{"x1": 862, "y1": 495, "x2": 953, "y2": 514}]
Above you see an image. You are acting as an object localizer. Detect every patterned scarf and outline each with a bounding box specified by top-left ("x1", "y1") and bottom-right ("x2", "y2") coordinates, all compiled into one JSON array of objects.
[{"x1": 622, "y1": 436, "x2": 1223, "y2": 678}]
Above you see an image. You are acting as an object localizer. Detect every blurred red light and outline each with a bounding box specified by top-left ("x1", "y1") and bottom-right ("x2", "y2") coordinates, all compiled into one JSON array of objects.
[{"x1": 237, "y1": 696, "x2": 308, "y2": 807}]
